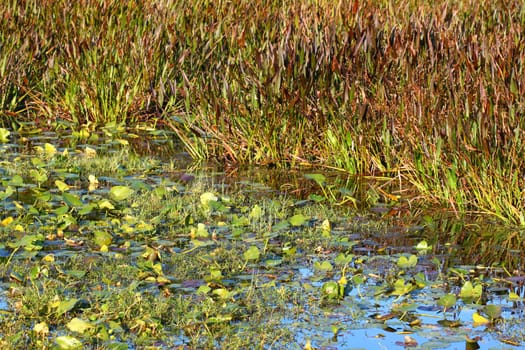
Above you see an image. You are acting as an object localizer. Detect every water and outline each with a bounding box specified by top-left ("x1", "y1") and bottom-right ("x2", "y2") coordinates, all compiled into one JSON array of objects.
[{"x1": 0, "y1": 128, "x2": 524, "y2": 349}]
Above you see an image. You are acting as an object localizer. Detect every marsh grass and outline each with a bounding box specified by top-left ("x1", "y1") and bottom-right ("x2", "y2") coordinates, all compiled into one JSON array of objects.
[{"x1": 1, "y1": 0, "x2": 525, "y2": 224}]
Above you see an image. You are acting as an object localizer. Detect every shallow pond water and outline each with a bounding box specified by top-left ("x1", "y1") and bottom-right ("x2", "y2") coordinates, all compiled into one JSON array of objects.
[{"x1": 0, "y1": 127, "x2": 524, "y2": 349}]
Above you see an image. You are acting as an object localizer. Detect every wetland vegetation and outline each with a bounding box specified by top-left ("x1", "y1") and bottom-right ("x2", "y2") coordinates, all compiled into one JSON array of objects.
[{"x1": 1, "y1": 0, "x2": 525, "y2": 348}]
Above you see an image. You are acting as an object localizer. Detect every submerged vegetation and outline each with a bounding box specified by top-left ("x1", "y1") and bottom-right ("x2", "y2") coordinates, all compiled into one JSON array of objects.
[{"x1": 1, "y1": 0, "x2": 525, "y2": 224}]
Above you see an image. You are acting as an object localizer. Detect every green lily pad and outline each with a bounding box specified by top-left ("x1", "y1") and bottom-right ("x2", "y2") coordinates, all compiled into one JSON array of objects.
[
  {"x1": 484, "y1": 304, "x2": 502, "y2": 320},
  {"x1": 397, "y1": 254, "x2": 418, "y2": 268},
  {"x1": 392, "y1": 278, "x2": 415, "y2": 296},
  {"x1": 0, "y1": 128, "x2": 10, "y2": 143},
  {"x1": 98, "y1": 199, "x2": 115, "y2": 210},
  {"x1": 109, "y1": 185, "x2": 134, "y2": 202},
  {"x1": 191, "y1": 223, "x2": 209, "y2": 238},
  {"x1": 244, "y1": 245, "x2": 260, "y2": 260},
  {"x1": 437, "y1": 293, "x2": 457, "y2": 310},
  {"x1": 54, "y1": 298, "x2": 80, "y2": 316},
  {"x1": 55, "y1": 335, "x2": 82, "y2": 349},
  {"x1": 304, "y1": 173, "x2": 326, "y2": 186},
  {"x1": 272, "y1": 220, "x2": 290, "y2": 231},
  {"x1": 9, "y1": 175, "x2": 25, "y2": 186},
  {"x1": 106, "y1": 342, "x2": 129, "y2": 350},
  {"x1": 66, "y1": 318, "x2": 94, "y2": 334},
  {"x1": 200, "y1": 191, "x2": 218, "y2": 209},
  {"x1": 289, "y1": 214, "x2": 308, "y2": 226},
  {"x1": 314, "y1": 260, "x2": 333, "y2": 272},
  {"x1": 308, "y1": 193, "x2": 326, "y2": 202},
  {"x1": 321, "y1": 281, "x2": 341, "y2": 299},
  {"x1": 265, "y1": 259, "x2": 283, "y2": 267},
  {"x1": 62, "y1": 192, "x2": 83, "y2": 208},
  {"x1": 55, "y1": 180, "x2": 70, "y2": 192},
  {"x1": 8, "y1": 234, "x2": 44, "y2": 251},
  {"x1": 249, "y1": 204, "x2": 263, "y2": 220},
  {"x1": 334, "y1": 253, "x2": 353, "y2": 266},
  {"x1": 29, "y1": 169, "x2": 48, "y2": 184},
  {"x1": 94, "y1": 230, "x2": 113, "y2": 247},
  {"x1": 415, "y1": 240, "x2": 432, "y2": 252},
  {"x1": 459, "y1": 281, "x2": 482, "y2": 300}
]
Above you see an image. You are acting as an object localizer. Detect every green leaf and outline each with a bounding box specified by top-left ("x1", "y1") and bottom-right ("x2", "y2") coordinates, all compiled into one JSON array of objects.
[
  {"x1": 212, "y1": 288, "x2": 233, "y2": 299},
  {"x1": 44, "y1": 143, "x2": 57, "y2": 156},
  {"x1": 0, "y1": 128, "x2": 10, "y2": 143},
  {"x1": 459, "y1": 281, "x2": 482, "y2": 300},
  {"x1": 397, "y1": 254, "x2": 418, "y2": 268},
  {"x1": 10, "y1": 174, "x2": 25, "y2": 186},
  {"x1": 190, "y1": 239, "x2": 214, "y2": 248},
  {"x1": 64, "y1": 270, "x2": 87, "y2": 279},
  {"x1": 437, "y1": 294, "x2": 457, "y2": 309},
  {"x1": 56, "y1": 298, "x2": 79, "y2": 316},
  {"x1": 109, "y1": 185, "x2": 134, "y2": 202},
  {"x1": 78, "y1": 204, "x2": 95, "y2": 216},
  {"x1": 334, "y1": 253, "x2": 353, "y2": 266},
  {"x1": 31, "y1": 157, "x2": 46, "y2": 168},
  {"x1": 289, "y1": 214, "x2": 308, "y2": 226},
  {"x1": 414, "y1": 272, "x2": 428, "y2": 288},
  {"x1": 98, "y1": 199, "x2": 115, "y2": 210},
  {"x1": 33, "y1": 321, "x2": 49, "y2": 335},
  {"x1": 55, "y1": 335, "x2": 83, "y2": 349},
  {"x1": 66, "y1": 318, "x2": 94, "y2": 334},
  {"x1": 94, "y1": 231, "x2": 113, "y2": 247},
  {"x1": 392, "y1": 278, "x2": 415, "y2": 296},
  {"x1": 415, "y1": 240, "x2": 432, "y2": 251},
  {"x1": 29, "y1": 169, "x2": 48, "y2": 183},
  {"x1": 62, "y1": 192, "x2": 83, "y2": 208},
  {"x1": 200, "y1": 192, "x2": 218, "y2": 209},
  {"x1": 55, "y1": 180, "x2": 70, "y2": 192},
  {"x1": 304, "y1": 173, "x2": 326, "y2": 186},
  {"x1": 8, "y1": 234, "x2": 44, "y2": 251},
  {"x1": 197, "y1": 285, "x2": 212, "y2": 294},
  {"x1": 308, "y1": 193, "x2": 326, "y2": 202},
  {"x1": 0, "y1": 186, "x2": 14, "y2": 200},
  {"x1": 36, "y1": 190, "x2": 52, "y2": 202},
  {"x1": 472, "y1": 312, "x2": 490, "y2": 325},
  {"x1": 321, "y1": 281, "x2": 340, "y2": 299},
  {"x1": 282, "y1": 243, "x2": 296, "y2": 256},
  {"x1": 231, "y1": 214, "x2": 250, "y2": 226},
  {"x1": 191, "y1": 223, "x2": 209, "y2": 238},
  {"x1": 314, "y1": 260, "x2": 333, "y2": 272},
  {"x1": 209, "y1": 268, "x2": 223, "y2": 280},
  {"x1": 105, "y1": 342, "x2": 129, "y2": 350},
  {"x1": 484, "y1": 304, "x2": 501, "y2": 320},
  {"x1": 207, "y1": 315, "x2": 233, "y2": 323},
  {"x1": 249, "y1": 204, "x2": 263, "y2": 220},
  {"x1": 243, "y1": 246, "x2": 260, "y2": 260},
  {"x1": 265, "y1": 259, "x2": 283, "y2": 267},
  {"x1": 272, "y1": 220, "x2": 289, "y2": 231},
  {"x1": 54, "y1": 205, "x2": 69, "y2": 215}
]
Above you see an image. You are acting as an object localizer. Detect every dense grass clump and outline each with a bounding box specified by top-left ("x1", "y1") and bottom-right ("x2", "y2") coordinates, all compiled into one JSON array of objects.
[{"x1": 1, "y1": 0, "x2": 525, "y2": 224}]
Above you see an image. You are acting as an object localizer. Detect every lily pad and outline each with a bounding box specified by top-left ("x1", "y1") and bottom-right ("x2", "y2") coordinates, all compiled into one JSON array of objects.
[
  {"x1": 289, "y1": 214, "x2": 308, "y2": 226},
  {"x1": 62, "y1": 192, "x2": 83, "y2": 208},
  {"x1": 304, "y1": 173, "x2": 326, "y2": 186},
  {"x1": 55, "y1": 335, "x2": 83, "y2": 349},
  {"x1": 66, "y1": 318, "x2": 94, "y2": 334},
  {"x1": 437, "y1": 294, "x2": 457, "y2": 311},
  {"x1": 0, "y1": 128, "x2": 10, "y2": 143},
  {"x1": 397, "y1": 254, "x2": 418, "y2": 268},
  {"x1": 244, "y1": 245, "x2": 260, "y2": 261},
  {"x1": 109, "y1": 185, "x2": 134, "y2": 202}
]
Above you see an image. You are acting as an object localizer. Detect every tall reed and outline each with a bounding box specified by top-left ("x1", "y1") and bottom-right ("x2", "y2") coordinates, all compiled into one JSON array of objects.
[{"x1": 1, "y1": 0, "x2": 525, "y2": 225}]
